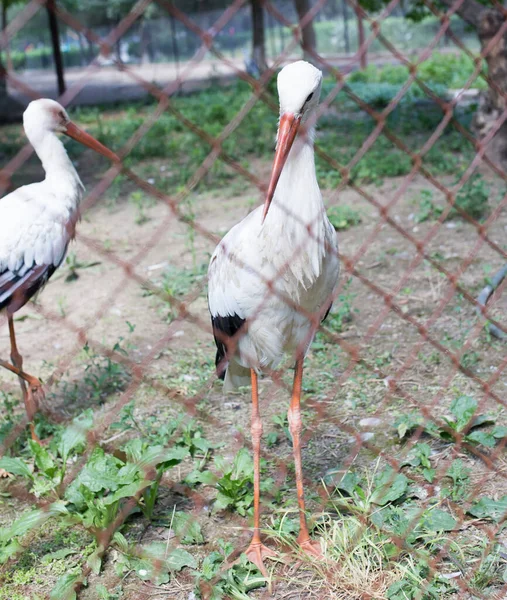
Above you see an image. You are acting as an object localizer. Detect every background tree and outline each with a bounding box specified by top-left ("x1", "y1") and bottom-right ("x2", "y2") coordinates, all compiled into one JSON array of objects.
[
  {"x1": 46, "y1": 0, "x2": 65, "y2": 94},
  {"x1": 294, "y1": 0, "x2": 316, "y2": 62},
  {"x1": 250, "y1": 0, "x2": 267, "y2": 74},
  {"x1": 439, "y1": 0, "x2": 507, "y2": 168},
  {"x1": 358, "y1": 0, "x2": 507, "y2": 167}
]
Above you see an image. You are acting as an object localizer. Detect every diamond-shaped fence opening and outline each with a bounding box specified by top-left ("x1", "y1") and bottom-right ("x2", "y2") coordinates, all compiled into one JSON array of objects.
[{"x1": 0, "y1": 0, "x2": 506, "y2": 598}]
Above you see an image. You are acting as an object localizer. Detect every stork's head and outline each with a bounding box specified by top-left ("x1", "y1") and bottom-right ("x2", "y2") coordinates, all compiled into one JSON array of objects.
[
  {"x1": 23, "y1": 98, "x2": 119, "y2": 163},
  {"x1": 262, "y1": 61, "x2": 322, "y2": 221}
]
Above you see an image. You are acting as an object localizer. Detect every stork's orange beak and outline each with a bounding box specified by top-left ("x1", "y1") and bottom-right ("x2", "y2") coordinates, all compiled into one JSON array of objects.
[
  {"x1": 64, "y1": 121, "x2": 120, "y2": 164},
  {"x1": 262, "y1": 112, "x2": 301, "y2": 223}
]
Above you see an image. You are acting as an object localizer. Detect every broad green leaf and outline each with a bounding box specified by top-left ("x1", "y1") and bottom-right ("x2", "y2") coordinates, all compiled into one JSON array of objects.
[
  {"x1": 421, "y1": 509, "x2": 456, "y2": 532},
  {"x1": 185, "y1": 469, "x2": 216, "y2": 486},
  {"x1": 0, "y1": 457, "x2": 32, "y2": 479},
  {"x1": 200, "y1": 551, "x2": 223, "y2": 580},
  {"x1": 165, "y1": 547, "x2": 198, "y2": 571},
  {"x1": 422, "y1": 468, "x2": 435, "y2": 483},
  {"x1": 450, "y1": 396, "x2": 477, "y2": 432},
  {"x1": 50, "y1": 572, "x2": 81, "y2": 600},
  {"x1": 103, "y1": 480, "x2": 151, "y2": 505},
  {"x1": 133, "y1": 543, "x2": 197, "y2": 585},
  {"x1": 42, "y1": 548, "x2": 79, "y2": 563},
  {"x1": 213, "y1": 491, "x2": 233, "y2": 513},
  {"x1": 59, "y1": 410, "x2": 93, "y2": 461},
  {"x1": 232, "y1": 448, "x2": 253, "y2": 479},
  {"x1": 3, "y1": 501, "x2": 68, "y2": 541},
  {"x1": 371, "y1": 469, "x2": 408, "y2": 506},
  {"x1": 30, "y1": 442, "x2": 56, "y2": 474},
  {"x1": 466, "y1": 430, "x2": 496, "y2": 447},
  {"x1": 87, "y1": 549, "x2": 103, "y2": 575},
  {"x1": 173, "y1": 511, "x2": 204, "y2": 544},
  {"x1": 0, "y1": 539, "x2": 22, "y2": 564},
  {"x1": 112, "y1": 531, "x2": 130, "y2": 554},
  {"x1": 468, "y1": 496, "x2": 507, "y2": 522},
  {"x1": 493, "y1": 426, "x2": 507, "y2": 439},
  {"x1": 470, "y1": 414, "x2": 495, "y2": 429},
  {"x1": 333, "y1": 471, "x2": 362, "y2": 495},
  {"x1": 71, "y1": 448, "x2": 123, "y2": 492}
]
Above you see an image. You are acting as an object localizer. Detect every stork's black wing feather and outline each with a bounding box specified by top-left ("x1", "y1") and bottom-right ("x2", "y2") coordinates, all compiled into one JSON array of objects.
[
  {"x1": 211, "y1": 313, "x2": 246, "y2": 379},
  {"x1": 0, "y1": 263, "x2": 57, "y2": 313},
  {"x1": 322, "y1": 303, "x2": 332, "y2": 323}
]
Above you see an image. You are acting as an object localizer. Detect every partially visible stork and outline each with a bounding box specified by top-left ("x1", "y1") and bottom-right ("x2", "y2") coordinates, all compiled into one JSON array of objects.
[
  {"x1": 0, "y1": 99, "x2": 118, "y2": 442},
  {"x1": 208, "y1": 61, "x2": 340, "y2": 574}
]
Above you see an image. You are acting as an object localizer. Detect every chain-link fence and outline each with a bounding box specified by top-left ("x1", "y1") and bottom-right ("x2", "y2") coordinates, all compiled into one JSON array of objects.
[{"x1": 0, "y1": 1, "x2": 506, "y2": 599}]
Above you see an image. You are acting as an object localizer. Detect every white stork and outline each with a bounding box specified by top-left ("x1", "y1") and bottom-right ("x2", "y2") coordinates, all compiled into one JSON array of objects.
[
  {"x1": 208, "y1": 61, "x2": 340, "y2": 573},
  {"x1": 0, "y1": 98, "x2": 118, "y2": 443}
]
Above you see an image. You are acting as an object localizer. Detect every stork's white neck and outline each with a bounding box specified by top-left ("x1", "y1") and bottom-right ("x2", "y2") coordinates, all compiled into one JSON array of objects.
[
  {"x1": 263, "y1": 125, "x2": 327, "y2": 286},
  {"x1": 267, "y1": 125, "x2": 323, "y2": 226},
  {"x1": 29, "y1": 130, "x2": 84, "y2": 208}
]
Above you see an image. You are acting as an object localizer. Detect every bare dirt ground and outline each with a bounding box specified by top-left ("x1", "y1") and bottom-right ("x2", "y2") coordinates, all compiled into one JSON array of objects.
[{"x1": 0, "y1": 149, "x2": 506, "y2": 599}]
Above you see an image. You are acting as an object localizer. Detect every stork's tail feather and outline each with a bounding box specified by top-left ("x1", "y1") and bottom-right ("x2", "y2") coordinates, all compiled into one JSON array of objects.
[
  {"x1": 216, "y1": 350, "x2": 227, "y2": 381},
  {"x1": 223, "y1": 361, "x2": 251, "y2": 393}
]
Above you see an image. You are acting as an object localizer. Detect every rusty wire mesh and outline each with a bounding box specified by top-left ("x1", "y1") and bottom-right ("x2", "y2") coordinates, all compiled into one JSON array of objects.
[{"x1": 0, "y1": 0, "x2": 507, "y2": 598}]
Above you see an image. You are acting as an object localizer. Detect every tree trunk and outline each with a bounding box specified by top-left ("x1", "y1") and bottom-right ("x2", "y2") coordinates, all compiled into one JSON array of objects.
[
  {"x1": 46, "y1": 0, "x2": 65, "y2": 95},
  {"x1": 439, "y1": 0, "x2": 507, "y2": 168},
  {"x1": 471, "y1": 9, "x2": 507, "y2": 167},
  {"x1": 342, "y1": 0, "x2": 350, "y2": 54},
  {"x1": 250, "y1": 0, "x2": 267, "y2": 74},
  {"x1": 293, "y1": 0, "x2": 316, "y2": 62},
  {"x1": 2, "y1": 2, "x2": 11, "y2": 72},
  {"x1": 78, "y1": 33, "x2": 86, "y2": 66},
  {"x1": 0, "y1": 53, "x2": 22, "y2": 123}
]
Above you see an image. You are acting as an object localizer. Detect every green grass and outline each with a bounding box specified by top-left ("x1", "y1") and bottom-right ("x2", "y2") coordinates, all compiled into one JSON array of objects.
[{"x1": 0, "y1": 49, "x2": 479, "y2": 199}]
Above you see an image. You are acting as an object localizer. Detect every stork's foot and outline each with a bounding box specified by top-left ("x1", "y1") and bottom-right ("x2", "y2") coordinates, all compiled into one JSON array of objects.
[
  {"x1": 298, "y1": 536, "x2": 323, "y2": 559},
  {"x1": 245, "y1": 541, "x2": 277, "y2": 578}
]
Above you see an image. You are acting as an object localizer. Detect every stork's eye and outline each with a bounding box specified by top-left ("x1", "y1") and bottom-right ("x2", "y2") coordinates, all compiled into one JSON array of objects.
[{"x1": 305, "y1": 92, "x2": 314, "y2": 104}]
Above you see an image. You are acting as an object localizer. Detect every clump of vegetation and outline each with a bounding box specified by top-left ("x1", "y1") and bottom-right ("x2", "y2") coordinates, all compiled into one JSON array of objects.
[
  {"x1": 415, "y1": 174, "x2": 490, "y2": 223},
  {"x1": 327, "y1": 204, "x2": 362, "y2": 230},
  {"x1": 452, "y1": 173, "x2": 490, "y2": 220},
  {"x1": 415, "y1": 189, "x2": 443, "y2": 223},
  {"x1": 348, "y1": 50, "x2": 486, "y2": 90},
  {"x1": 395, "y1": 395, "x2": 507, "y2": 449}
]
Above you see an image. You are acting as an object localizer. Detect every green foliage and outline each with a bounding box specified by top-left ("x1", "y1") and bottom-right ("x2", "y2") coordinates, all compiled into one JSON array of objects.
[
  {"x1": 442, "y1": 460, "x2": 471, "y2": 502},
  {"x1": 212, "y1": 449, "x2": 257, "y2": 516},
  {"x1": 452, "y1": 173, "x2": 490, "y2": 220},
  {"x1": 412, "y1": 175, "x2": 490, "y2": 224},
  {"x1": 0, "y1": 410, "x2": 93, "y2": 497},
  {"x1": 394, "y1": 395, "x2": 505, "y2": 449},
  {"x1": 54, "y1": 340, "x2": 130, "y2": 407},
  {"x1": 401, "y1": 443, "x2": 435, "y2": 483},
  {"x1": 113, "y1": 531, "x2": 197, "y2": 586},
  {"x1": 414, "y1": 189, "x2": 443, "y2": 223},
  {"x1": 349, "y1": 51, "x2": 487, "y2": 91},
  {"x1": 194, "y1": 540, "x2": 266, "y2": 599},
  {"x1": 187, "y1": 448, "x2": 272, "y2": 516},
  {"x1": 324, "y1": 287, "x2": 357, "y2": 334},
  {"x1": 65, "y1": 441, "x2": 188, "y2": 530},
  {"x1": 467, "y1": 496, "x2": 507, "y2": 522},
  {"x1": 321, "y1": 468, "x2": 461, "y2": 598},
  {"x1": 64, "y1": 252, "x2": 100, "y2": 282},
  {"x1": 327, "y1": 204, "x2": 362, "y2": 230}
]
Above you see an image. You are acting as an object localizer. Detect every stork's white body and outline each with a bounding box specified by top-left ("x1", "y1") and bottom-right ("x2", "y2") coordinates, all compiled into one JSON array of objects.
[
  {"x1": 0, "y1": 101, "x2": 84, "y2": 312},
  {"x1": 208, "y1": 64, "x2": 339, "y2": 391}
]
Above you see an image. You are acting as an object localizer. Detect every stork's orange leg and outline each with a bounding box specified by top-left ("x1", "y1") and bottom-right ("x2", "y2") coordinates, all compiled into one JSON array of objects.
[
  {"x1": 245, "y1": 369, "x2": 277, "y2": 577},
  {"x1": 6, "y1": 316, "x2": 43, "y2": 444},
  {"x1": 288, "y1": 359, "x2": 322, "y2": 558}
]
